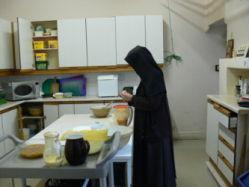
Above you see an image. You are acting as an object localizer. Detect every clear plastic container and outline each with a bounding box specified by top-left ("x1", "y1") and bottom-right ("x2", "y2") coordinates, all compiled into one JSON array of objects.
[{"x1": 43, "y1": 131, "x2": 63, "y2": 168}]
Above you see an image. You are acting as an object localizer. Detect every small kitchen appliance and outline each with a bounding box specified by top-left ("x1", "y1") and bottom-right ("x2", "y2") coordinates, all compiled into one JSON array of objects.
[
  {"x1": 2, "y1": 81, "x2": 40, "y2": 101},
  {"x1": 98, "y1": 75, "x2": 118, "y2": 97}
]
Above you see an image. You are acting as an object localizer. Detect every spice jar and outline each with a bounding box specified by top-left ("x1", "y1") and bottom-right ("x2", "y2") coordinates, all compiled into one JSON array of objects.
[{"x1": 43, "y1": 131, "x2": 63, "y2": 167}]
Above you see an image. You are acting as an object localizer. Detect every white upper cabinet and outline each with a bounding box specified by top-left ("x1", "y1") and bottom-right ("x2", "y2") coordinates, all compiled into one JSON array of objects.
[
  {"x1": 58, "y1": 18, "x2": 87, "y2": 68},
  {"x1": 145, "y1": 15, "x2": 164, "y2": 64},
  {"x1": 86, "y1": 17, "x2": 116, "y2": 66},
  {"x1": 116, "y1": 16, "x2": 146, "y2": 65},
  {"x1": 17, "y1": 17, "x2": 34, "y2": 70},
  {"x1": 0, "y1": 18, "x2": 14, "y2": 69}
]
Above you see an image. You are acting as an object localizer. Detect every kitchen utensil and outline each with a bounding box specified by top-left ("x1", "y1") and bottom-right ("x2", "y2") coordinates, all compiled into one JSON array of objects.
[
  {"x1": 106, "y1": 126, "x2": 133, "y2": 149},
  {"x1": 123, "y1": 87, "x2": 133, "y2": 94},
  {"x1": 90, "y1": 105, "x2": 112, "y2": 118},
  {"x1": 43, "y1": 131, "x2": 63, "y2": 168},
  {"x1": 64, "y1": 132, "x2": 90, "y2": 166},
  {"x1": 27, "y1": 106, "x2": 43, "y2": 116},
  {"x1": 102, "y1": 101, "x2": 113, "y2": 109},
  {"x1": 113, "y1": 105, "x2": 133, "y2": 126},
  {"x1": 50, "y1": 77, "x2": 59, "y2": 94},
  {"x1": 42, "y1": 79, "x2": 54, "y2": 95}
]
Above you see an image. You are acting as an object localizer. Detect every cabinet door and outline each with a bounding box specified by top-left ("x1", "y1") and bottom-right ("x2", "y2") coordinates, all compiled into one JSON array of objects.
[
  {"x1": 59, "y1": 104, "x2": 74, "y2": 117},
  {"x1": 86, "y1": 17, "x2": 116, "y2": 66},
  {"x1": 145, "y1": 15, "x2": 164, "y2": 64},
  {"x1": 17, "y1": 17, "x2": 34, "y2": 70},
  {"x1": 74, "y1": 103, "x2": 102, "y2": 114},
  {"x1": 0, "y1": 114, "x2": 5, "y2": 158},
  {"x1": 13, "y1": 23, "x2": 20, "y2": 69},
  {"x1": 58, "y1": 18, "x2": 87, "y2": 67},
  {"x1": 2, "y1": 108, "x2": 19, "y2": 154},
  {"x1": 43, "y1": 104, "x2": 59, "y2": 128},
  {"x1": 0, "y1": 18, "x2": 14, "y2": 69},
  {"x1": 116, "y1": 16, "x2": 145, "y2": 65},
  {"x1": 206, "y1": 103, "x2": 219, "y2": 164}
]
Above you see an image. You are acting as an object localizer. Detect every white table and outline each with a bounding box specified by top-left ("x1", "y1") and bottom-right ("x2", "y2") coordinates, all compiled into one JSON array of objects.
[{"x1": 30, "y1": 114, "x2": 133, "y2": 187}]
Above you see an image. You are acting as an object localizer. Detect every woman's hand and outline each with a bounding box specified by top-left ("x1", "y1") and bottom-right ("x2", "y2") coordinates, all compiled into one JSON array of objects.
[{"x1": 120, "y1": 91, "x2": 133, "y2": 102}]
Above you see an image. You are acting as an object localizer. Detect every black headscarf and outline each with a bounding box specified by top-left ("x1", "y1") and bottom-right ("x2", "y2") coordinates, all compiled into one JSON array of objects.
[{"x1": 124, "y1": 46, "x2": 166, "y2": 97}]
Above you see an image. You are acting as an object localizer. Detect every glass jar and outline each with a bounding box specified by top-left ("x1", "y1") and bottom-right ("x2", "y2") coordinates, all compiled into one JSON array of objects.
[{"x1": 43, "y1": 131, "x2": 63, "y2": 167}]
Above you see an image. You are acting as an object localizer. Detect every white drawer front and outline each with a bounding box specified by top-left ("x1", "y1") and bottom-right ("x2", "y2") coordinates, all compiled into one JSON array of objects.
[
  {"x1": 217, "y1": 157, "x2": 234, "y2": 185},
  {"x1": 219, "y1": 124, "x2": 235, "y2": 147},
  {"x1": 215, "y1": 109, "x2": 229, "y2": 128},
  {"x1": 218, "y1": 140, "x2": 235, "y2": 166}
]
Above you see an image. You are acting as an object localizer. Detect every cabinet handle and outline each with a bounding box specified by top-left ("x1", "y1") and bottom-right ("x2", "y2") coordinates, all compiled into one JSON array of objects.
[
  {"x1": 219, "y1": 135, "x2": 235, "y2": 152},
  {"x1": 218, "y1": 151, "x2": 234, "y2": 171},
  {"x1": 214, "y1": 103, "x2": 231, "y2": 117}
]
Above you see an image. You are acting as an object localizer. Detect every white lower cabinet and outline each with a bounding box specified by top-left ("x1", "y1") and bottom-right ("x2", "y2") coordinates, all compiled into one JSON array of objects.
[
  {"x1": 43, "y1": 104, "x2": 59, "y2": 128},
  {"x1": 74, "y1": 103, "x2": 100, "y2": 114},
  {"x1": 2, "y1": 108, "x2": 19, "y2": 153},
  {"x1": 0, "y1": 108, "x2": 19, "y2": 187},
  {"x1": 206, "y1": 102, "x2": 219, "y2": 164},
  {"x1": 59, "y1": 103, "x2": 74, "y2": 117},
  {"x1": 206, "y1": 99, "x2": 238, "y2": 186}
]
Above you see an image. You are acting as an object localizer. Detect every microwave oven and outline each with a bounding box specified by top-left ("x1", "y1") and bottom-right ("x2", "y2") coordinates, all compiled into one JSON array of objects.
[{"x1": 2, "y1": 81, "x2": 40, "y2": 101}]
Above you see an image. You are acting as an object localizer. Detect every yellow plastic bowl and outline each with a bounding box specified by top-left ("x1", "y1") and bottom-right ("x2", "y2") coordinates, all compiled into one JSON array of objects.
[
  {"x1": 28, "y1": 106, "x2": 43, "y2": 116},
  {"x1": 89, "y1": 141, "x2": 104, "y2": 155}
]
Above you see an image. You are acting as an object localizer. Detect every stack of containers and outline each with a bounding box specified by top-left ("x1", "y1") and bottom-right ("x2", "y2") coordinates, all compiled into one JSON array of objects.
[{"x1": 33, "y1": 40, "x2": 49, "y2": 70}]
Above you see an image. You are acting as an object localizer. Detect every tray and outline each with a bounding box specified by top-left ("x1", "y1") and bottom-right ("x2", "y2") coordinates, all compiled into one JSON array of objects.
[
  {"x1": 60, "y1": 78, "x2": 86, "y2": 96},
  {"x1": 0, "y1": 132, "x2": 120, "y2": 180}
]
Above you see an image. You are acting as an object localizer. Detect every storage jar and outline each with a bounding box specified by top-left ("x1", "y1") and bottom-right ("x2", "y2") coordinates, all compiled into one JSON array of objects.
[
  {"x1": 35, "y1": 52, "x2": 48, "y2": 61},
  {"x1": 48, "y1": 40, "x2": 58, "y2": 49},
  {"x1": 33, "y1": 41, "x2": 46, "y2": 49}
]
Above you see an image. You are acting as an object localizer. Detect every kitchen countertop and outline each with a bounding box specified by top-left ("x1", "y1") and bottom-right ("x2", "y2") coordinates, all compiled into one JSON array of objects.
[
  {"x1": 26, "y1": 95, "x2": 123, "y2": 102},
  {"x1": 208, "y1": 95, "x2": 249, "y2": 114},
  {"x1": 0, "y1": 95, "x2": 123, "y2": 112}
]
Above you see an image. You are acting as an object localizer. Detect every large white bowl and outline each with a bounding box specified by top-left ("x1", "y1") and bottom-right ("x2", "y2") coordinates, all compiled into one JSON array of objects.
[{"x1": 107, "y1": 126, "x2": 133, "y2": 149}]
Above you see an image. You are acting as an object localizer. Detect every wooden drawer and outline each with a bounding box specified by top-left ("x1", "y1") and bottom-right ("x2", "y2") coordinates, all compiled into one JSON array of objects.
[
  {"x1": 213, "y1": 101, "x2": 237, "y2": 128},
  {"x1": 218, "y1": 139, "x2": 235, "y2": 166},
  {"x1": 217, "y1": 156, "x2": 234, "y2": 185},
  {"x1": 219, "y1": 124, "x2": 235, "y2": 147}
]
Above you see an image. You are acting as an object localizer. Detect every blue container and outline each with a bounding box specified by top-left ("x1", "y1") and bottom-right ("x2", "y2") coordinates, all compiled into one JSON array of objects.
[
  {"x1": 237, "y1": 170, "x2": 249, "y2": 187},
  {"x1": 60, "y1": 78, "x2": 86, "y2": 96}
]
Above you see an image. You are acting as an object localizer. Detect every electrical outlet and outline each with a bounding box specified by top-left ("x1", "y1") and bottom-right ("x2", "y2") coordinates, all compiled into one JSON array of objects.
[{"x1": 215, "y1": 65, "x2": 219, "y2": 72}]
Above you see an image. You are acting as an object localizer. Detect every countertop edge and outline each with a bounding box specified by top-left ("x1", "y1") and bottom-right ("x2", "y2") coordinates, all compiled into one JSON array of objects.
[
  {"x1": 207, "y1": 95, "x2": 249, "y2": 114},
  {"x1": 0, "y1": 96, "x2": 123, "y2": 112}
]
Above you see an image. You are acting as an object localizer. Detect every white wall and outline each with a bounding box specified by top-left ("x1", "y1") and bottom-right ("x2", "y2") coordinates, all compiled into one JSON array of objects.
[
  {"x1": 0, "y1": 0, "x2": 3, "y2": 18},
  {"x1": 0, "y1": 0, "x2": 227, "y2": 139},
  {"x1": 225, "y1": 0, "x2": 249, "y2": 50}
]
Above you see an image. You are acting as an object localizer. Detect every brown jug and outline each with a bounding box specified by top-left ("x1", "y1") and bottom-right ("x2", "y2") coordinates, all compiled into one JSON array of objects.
[{"x1": 64, "y1": 133, "x2": 90, "y2": 166}]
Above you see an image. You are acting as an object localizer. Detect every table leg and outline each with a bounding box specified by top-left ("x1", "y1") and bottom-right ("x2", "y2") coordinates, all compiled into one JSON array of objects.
[
  {"x1": 21, "y1": 178, "x2": 27, "y2": 187},
  {"x1": 99, "y1": 178, "x2": 107, "y2": 187},
  {"x1": 108, "y1": 160, "x2": 115, "y2": 187},
  {"x1": 82, "y1": 178, "x2": 89, "y2": 187},
  {"x1": 127, "y1": 160, "x2": 132, "y2": 187}
]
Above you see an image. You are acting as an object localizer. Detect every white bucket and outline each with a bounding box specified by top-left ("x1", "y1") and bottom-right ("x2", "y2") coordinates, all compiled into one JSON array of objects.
[{"x1": 20, "y1": 128, "x2": 30, "y2": 140}]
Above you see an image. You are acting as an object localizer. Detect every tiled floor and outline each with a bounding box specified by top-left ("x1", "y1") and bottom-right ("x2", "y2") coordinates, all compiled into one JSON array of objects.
[{"x1": 4, "y1": 140, "x2": 219, "y2": 187}]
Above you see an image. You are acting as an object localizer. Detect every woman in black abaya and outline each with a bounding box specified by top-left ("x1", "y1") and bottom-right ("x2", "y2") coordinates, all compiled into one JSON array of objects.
[{"x1": 120, "y1": 46, "x2": 176, "y2": 187}]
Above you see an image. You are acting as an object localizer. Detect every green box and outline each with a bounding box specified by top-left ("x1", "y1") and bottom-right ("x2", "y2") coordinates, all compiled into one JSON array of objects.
[{"x1": 36, "y1": 61, "x2": 49, "y2": 70}]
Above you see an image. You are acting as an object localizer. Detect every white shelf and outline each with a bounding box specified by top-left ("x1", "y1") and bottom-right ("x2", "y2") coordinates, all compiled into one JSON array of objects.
[
  {"x1": 32, "y1": 36, "x2": 57, "y2": 39},
  {"x1": 19, "y1": 116, "x2": 44, "y2": 120},
  {"x1": 33, "y1": 48, "x2": 58, "y2": 51}
]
